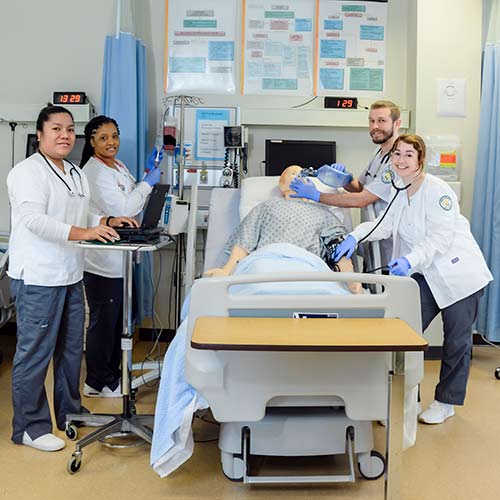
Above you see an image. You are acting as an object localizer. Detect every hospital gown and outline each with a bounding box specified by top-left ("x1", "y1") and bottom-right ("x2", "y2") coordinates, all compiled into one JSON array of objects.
[{"x1": 226, "y1": 198, "x2": 345, "y2": 258}]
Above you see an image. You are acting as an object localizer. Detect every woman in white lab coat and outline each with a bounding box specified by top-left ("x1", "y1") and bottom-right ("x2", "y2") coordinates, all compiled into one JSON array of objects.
[
  {"x1": 80, "y1": 115, "x2": 163, "y2": 398},
  {"x1": 7, "y1": 105, "x2": 137, "y2": 452},
  {"x1": 334, "y1": 134, "x2": 493, "y2": 424}
]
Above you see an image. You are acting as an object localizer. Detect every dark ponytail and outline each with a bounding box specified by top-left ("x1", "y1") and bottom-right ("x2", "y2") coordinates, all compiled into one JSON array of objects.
[{"x1": 80, "y1": 115, "x2": 120, "y2": 167}]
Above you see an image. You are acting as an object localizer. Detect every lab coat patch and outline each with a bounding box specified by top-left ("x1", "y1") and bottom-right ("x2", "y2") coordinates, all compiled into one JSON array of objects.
[
  {"x1": 381, "y1": 168, "x2": 393, "y2": 184},
  {"x1": 439, "y1": 195, "x2": 452, "y2": 211}
]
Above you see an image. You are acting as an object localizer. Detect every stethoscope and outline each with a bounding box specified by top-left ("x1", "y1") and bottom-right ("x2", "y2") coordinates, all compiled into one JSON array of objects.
[
  {"x1": 364, "y1": 148, "x2": 391, "y2": 179},
  {"x1": 93, "y1": 155, "x2": 135, "y2": 192},
  {"x1": 39, "y1": 151, "x2": 86, "y2": 198},
  {"x1": 337, "y1": 169, "x2": 423, "y2": 271}
]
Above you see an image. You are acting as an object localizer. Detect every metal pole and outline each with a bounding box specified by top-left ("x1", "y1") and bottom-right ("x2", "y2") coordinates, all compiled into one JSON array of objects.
[
  {"x1": 177, "y1": 96, "x2": 186, "y2": 199},
  {"x1": 121, "y1": 250, "x2": 134, "y2": 417}
]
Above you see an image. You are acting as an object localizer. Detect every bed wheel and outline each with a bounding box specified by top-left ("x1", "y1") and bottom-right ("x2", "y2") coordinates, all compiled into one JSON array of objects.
[
  {"x1": 358, "y1": 450, "x2": 385, "y2": 480},
  {"x1": 495, "y1": 367, "x2": 500, "y2": 380}
]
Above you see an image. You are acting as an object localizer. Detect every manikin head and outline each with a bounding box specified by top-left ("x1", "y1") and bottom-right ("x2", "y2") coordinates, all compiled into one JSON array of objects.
[{"x1": 279, "y1": 165, "x2": 304, "y2": 199}]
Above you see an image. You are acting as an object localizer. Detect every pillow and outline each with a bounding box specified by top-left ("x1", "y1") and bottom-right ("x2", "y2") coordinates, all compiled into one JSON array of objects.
[{"x1": 239, "y1": 175, "x2": 345, "y2": 224}]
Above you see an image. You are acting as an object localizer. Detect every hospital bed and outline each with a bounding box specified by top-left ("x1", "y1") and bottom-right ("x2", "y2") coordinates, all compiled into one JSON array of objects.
[{"x1": 180, "y1": 179, "x2": 423, "y2": 485}]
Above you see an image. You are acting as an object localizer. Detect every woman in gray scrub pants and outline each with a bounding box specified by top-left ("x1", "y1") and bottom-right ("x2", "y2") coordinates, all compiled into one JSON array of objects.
[{"x1": 7, "y1": 105, "x2": 136, "y2": 451}]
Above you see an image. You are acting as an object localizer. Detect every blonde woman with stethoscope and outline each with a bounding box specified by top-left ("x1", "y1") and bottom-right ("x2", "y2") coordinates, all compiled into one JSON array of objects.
[
  {"x1": 79, "y1": 115, "x2": 163, "y2": 399},
  {"x1": 7, "y1": 105, "x2": 137, "y2": 452},
  {"x1": 334, "y1": 134, "x2": 493, "y2": 425}
]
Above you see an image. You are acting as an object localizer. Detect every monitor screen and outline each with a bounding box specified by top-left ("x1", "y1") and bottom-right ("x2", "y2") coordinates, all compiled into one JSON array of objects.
[
  {"x1": 25, "y1": 134, "x2": 86, "y2": 166},
  {"x1": 265, "y1": 139, "x2": 336, "y2": 176}
]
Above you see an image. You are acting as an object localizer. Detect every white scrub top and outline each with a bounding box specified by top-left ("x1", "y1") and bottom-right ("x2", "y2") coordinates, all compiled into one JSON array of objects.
[
  {"x1": 358, "y1": 148, "x2": 394, "y2": 266},
  {"x1": 351, "y1": 174, "x2": 493, "y2": 309},
  {"x1": 7, "y1": 153, "x2": 99, "y2": 286},
  {"x1": 83, "y1": 156, "x2": 152, "y2": 278}
]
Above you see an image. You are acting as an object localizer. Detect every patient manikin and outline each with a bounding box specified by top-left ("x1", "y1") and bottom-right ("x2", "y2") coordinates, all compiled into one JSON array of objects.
[{"x1": 205, "y1": 165, "x2": 361, "y2": 293}]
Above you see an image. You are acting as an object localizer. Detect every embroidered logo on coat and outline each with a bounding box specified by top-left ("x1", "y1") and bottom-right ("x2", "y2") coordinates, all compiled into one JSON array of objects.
[
  {"x1": 381, "y1": 168, "x2": 394, "y2": 184},
  {"x1": 439, "y1": 195, "x2": 452, "y2": 211}
]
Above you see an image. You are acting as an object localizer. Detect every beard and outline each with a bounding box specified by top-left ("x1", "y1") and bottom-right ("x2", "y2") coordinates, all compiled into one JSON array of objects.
[{"x1": 370, "y1": 127, "x2": 394, "y2": 145}]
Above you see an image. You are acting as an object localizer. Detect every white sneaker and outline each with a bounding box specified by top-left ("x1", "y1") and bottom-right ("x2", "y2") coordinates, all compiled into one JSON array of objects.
[
  {"x1": 418, "y1": 400, "x2": 455, "y2": 424},
  {"x1": 22, "y1": 431, "x2": 65, "y2": 451},
  {"x1": 83, "y1": 383, "x2": 122, "y2": 398}
]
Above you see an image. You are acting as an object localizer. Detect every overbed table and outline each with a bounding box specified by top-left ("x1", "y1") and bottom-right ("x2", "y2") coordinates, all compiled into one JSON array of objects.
[{"x1": 191, "y1": 316, "x2": 428, "y2": 500}]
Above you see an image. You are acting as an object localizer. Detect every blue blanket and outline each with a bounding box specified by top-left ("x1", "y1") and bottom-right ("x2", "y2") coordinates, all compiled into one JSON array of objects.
[{"x1": 151, "y1": 243, "x2": 350, "y2": 477}]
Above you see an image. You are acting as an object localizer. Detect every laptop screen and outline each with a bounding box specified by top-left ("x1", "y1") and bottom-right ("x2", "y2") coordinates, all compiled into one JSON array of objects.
[{"x1": 141, "y1": 184, "x2": 170, "y2": 229}]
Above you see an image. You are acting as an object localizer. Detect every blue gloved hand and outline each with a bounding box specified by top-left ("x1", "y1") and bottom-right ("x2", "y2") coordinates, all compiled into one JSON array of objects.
[
  {"x1": 143, "y1": 166, "x2": 162, "y2": 187},
  {"x1": 145, "y1": 147, "x2": 164, "y2": 172},
  {"x1": 388, "y1": 257, "x2": 411, "y2": 276},
  {"x1": 316, "y1": 163, "x2": 353, "y2": 188},
  {"x1": 289, "y1": 178, "x2": 321, "y2": 202},
  {"x1": 330, "y1": 163, "x2": 346, "y2": 173},
  {"x1": 333, "y1": 235, "x2": 357, "y2": 261}
]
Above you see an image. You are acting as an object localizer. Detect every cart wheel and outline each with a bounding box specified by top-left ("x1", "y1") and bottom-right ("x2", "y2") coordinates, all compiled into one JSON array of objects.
[
  {"x1": 495, "y1": 367, "x2": 500, "y2": 380},
  {"x1": 67, "y1": 453, "x2": 82, "y2": 474},
  {"x1": 358, "y1": 450, "x2": 386, "y2": 480},
  {"x1": 65, "y1": 423, "x2": 78, "y2": 441}
]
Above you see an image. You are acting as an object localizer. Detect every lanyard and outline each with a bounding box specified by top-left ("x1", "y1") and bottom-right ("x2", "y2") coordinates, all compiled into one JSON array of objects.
[{"x1": 39, "y1": 152, "x2": 86, "y2": 198}]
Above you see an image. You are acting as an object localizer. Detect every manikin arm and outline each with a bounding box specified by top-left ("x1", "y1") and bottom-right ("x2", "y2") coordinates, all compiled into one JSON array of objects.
[
  {"x1": 336, "y1": 256, "x2": 362, "y2": 294},
  {"x1": 204, "y1": 245, "x2": 249, "y2": 277}
]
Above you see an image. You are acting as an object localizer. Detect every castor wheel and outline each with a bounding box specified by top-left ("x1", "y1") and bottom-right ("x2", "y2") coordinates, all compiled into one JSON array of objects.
[
  {"x1": 65, "y1": 423, "x2": 78, "y2": 441},
  {"x1": 358, "y1": 450, "x2": 386, "y2": 480},
  {"x1": 67, "y1": 452, "x2": 82, "y2": 474},
  {"x1": 495, "y1": 367, "x2": 500, "y2": 380}
]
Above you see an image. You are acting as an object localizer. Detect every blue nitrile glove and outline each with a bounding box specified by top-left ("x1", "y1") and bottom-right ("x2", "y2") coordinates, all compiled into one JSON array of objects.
[
  {"x1": 317, "y1": 163, "x2": 353, "y2": 188},
  {"x1": 145, "y1": 147, "x2": 164, "y2": 173},
  {"x1": 389, "y1": 257, "x2": 411, "y2": 276},
  {"x1": 333, "y1": 235, "x2": 356, "y2": 261},
  {"x1": 330, "y1": 163, "x2": 346, "y2": 173},
  {"x1": 143, "y1": 166, "x2": 162, "y2": 187},
  {"x1": 289, "y1": 178, "x2": 321, "y2": 202}
]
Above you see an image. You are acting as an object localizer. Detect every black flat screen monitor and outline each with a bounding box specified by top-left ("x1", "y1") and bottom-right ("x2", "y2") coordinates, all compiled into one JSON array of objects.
[
  {"x1": 265, "y1": 139, "x2": 336, "y2": 176},
  {"x1": 26, "y1": 134, "x2": 86, "y2": 166}
]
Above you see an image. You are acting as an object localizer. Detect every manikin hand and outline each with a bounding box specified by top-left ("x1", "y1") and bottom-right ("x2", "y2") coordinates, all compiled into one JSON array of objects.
[{"x1": 204, "y1": 267, "x2": 231, "y2": 277}]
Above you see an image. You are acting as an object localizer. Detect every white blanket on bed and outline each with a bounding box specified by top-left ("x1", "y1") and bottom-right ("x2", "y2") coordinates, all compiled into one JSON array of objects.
[{"x1": 150, "y1": 243, "x2": 349, "y2": 477}]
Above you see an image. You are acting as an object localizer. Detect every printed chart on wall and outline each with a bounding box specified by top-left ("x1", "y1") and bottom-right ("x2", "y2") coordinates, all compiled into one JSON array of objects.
[
  {"x1": 242, "y1": 0, "x2": 316, "y2": 95},
  {"x1": 165, "y1": 0, "x2": 237, "y2": 94},
  {"x1": 317, "y1": 0, "x2": 387, "y2": 96}
]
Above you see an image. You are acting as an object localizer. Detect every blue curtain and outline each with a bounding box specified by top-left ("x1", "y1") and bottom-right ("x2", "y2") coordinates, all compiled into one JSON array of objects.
[
  {"x1": 101, "y1": 31, "x2": 152, "y2": 323},
  {"x1": 471, "y1": 42, "x2": 500, "y2": 341}
]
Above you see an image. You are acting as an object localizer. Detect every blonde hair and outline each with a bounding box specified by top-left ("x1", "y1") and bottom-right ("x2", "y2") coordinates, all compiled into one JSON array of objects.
[{"x1": 370, "y1": 100, "x2": 400, "y2": 122}]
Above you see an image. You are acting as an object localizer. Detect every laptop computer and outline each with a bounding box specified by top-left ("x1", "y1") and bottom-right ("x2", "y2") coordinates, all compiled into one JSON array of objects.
[{"x1": 115, "y1": 183, "x2": 170, "y2": 243}]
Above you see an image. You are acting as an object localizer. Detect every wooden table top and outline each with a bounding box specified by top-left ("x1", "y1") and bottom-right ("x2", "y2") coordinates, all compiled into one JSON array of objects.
[{"x1": 191, "y1": 317, "x2": 428, "y2": 352}]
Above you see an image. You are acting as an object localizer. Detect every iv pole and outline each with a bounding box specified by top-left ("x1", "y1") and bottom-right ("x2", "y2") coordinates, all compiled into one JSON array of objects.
[{"x1": 162, "y1": 95, "x2": 203, "y2": 329}]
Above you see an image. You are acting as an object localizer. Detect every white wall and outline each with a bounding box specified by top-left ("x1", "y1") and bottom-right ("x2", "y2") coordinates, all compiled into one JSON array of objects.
[{"x1": 413, "y1": 0, "x2": 482, "y2": 218}]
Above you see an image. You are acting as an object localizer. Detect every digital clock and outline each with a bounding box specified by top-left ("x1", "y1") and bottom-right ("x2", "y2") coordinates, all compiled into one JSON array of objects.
[
  {"x1": 53, "y1": 91, "x2": 86, "y2": 105},
  {"x1": 324, "y1": 96, "x2": 358, "y2": 109}
]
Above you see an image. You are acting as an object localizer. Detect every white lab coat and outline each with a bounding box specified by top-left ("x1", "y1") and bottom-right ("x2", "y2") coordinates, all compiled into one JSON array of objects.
[
  {"x1": 7, "y1": 153, "x2": 99, "y2": 286},
  {"x1": 83, "y1": 156, "x2": 152, "y2": 278},
  {"x1": 358, "y1": 149, "x2": 394, "y2": 266},
  {"x1": 351, "y1": 174, "x2": 493, "y2": 309}
]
